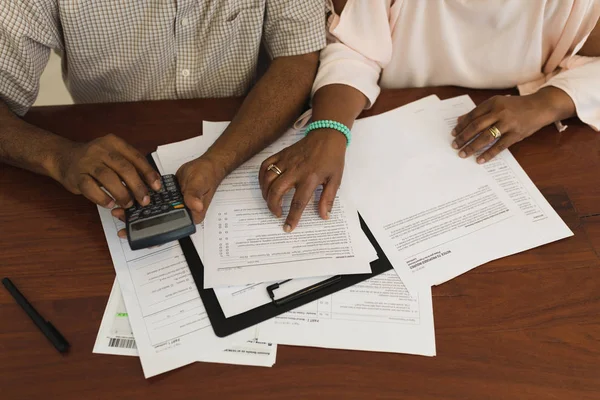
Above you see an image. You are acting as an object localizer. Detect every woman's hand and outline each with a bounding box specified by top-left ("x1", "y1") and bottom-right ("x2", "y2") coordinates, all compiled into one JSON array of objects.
[
  {"x1": 259, "y1": 129, "x2": 347, "y2": 232},
  {"x1": 452, "y1": 87, "x2": 575, "y2": 163}
]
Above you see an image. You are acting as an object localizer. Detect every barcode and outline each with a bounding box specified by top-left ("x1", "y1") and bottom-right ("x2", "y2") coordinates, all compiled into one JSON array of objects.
[{"x1": 108, "y1": 337, "x2": 136, "y2": 349}]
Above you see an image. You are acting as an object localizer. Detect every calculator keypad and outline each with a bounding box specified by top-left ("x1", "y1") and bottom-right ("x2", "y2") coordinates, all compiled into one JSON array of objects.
[{"x1": 126, "y1": 175, "x2": 185, "y2": 222}]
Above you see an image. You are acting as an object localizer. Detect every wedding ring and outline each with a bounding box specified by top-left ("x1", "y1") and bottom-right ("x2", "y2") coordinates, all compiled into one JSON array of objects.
[
  {"x1": 267, "y1": 163, "x2": 283, "y2": 176},
  {"x1": 488, "y1": 125, "x2": 502, "y2": 139}
]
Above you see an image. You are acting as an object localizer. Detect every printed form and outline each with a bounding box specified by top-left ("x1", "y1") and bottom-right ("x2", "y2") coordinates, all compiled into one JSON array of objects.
[
  {"x1": 257, "y1": 270, "x2": 435, "y2": 356},
  {"x1": 429, "y1": 95, "x2": 573, "y2": 284},
  {"x1": 96, "y1": 153, "x2": 276, "y2": 377},
  {"x1": 344, "y1": 96, "x2": 520, "y2": 290},
  {"x1": 93, "y1": 279, "x2": 277, "y2": 366},
  {"x1": 98, "y1": 207, "x2": 275, "y2": 377},
  {"x1": 344, "y1": 95, "x2": 571, "y2": 290},
  {"x1": 157, "y1": 121, "x2": 375, "y2": 289}
]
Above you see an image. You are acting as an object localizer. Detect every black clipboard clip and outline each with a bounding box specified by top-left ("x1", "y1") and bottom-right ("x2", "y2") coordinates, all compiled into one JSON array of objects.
[{"x1": 266, "y1": 276, "x2": 342, "y2": 307}]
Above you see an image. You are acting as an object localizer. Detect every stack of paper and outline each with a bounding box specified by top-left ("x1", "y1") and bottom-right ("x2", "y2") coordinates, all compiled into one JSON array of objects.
[
  {"x1": 343, "y1": 95, "x2": 572, "y2": 289},
  {"x1": 93, "y1": 94, "x2": 571, "y2": 378},
  {"x1": 93, "y1": 153, "x2": 277, "y2": 378},
  {"x1": 157, "y1": 122, "x2": 377, "y2": 288}
]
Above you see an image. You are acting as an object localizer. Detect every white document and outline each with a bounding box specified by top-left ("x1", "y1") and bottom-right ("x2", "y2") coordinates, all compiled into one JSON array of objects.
[
  {"x1": 156, "y1": 123, "x2": 225, "y2": 175},
  {"x1": 202, "y1": 124, "x2": 373, "y2": 288},
  {"x1": 257, "y1": 270, "x2": 435, "y2": 356},
  {"x1": 343, "y1": 96, "x2": 520, "y2": 290},
  {"x1": 93, "y1": 279, "x2": 138, "y2": 357},
  {"x1": 427, "y1": 95, "x2": 573, "y2": 284},
  {"x1": 98, "y1": 206, "x2": 271, "y2": 378},
  {"x1": 156, "y1": 121, "x2": 374, "y2": 289},
  {"x1": 93, "y1": 280, "x2": 277, "y2": 367}
]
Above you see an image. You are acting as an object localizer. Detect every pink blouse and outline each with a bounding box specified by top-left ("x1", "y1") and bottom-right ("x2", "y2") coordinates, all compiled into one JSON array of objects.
[{"x1": 313, "y1": 0, "x2": 600, "y2": 130}]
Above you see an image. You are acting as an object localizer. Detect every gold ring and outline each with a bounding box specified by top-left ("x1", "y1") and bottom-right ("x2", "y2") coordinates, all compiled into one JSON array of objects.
[
  {"x1": 488, "y1": 125, "x2": 501, "y2": 139},
  {"x1": 267, "y1": 163, "x2": 283, "y2": 176}
]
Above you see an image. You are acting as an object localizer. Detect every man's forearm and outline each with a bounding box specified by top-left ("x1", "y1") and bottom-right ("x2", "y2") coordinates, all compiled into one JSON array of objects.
[
  {"x1": 202, "y1": 52, "x2": 320, "y2": 179},
  {"x1": 0, "y1": 101, "x2": 72, "y2": 181}
]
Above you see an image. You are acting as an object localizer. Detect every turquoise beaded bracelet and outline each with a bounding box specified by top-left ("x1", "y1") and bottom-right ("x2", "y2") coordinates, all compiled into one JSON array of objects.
[{"x1": 304, "y1": 120, "x2": 351, "y2": 147}]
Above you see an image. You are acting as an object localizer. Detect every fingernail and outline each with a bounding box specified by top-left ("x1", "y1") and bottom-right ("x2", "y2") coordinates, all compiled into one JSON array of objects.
[
  {"x1": 326, "y1": 211, "x2": 331, "y2": 220},
  {"x1": 283, "y1": 224, "x2": 292, "y2": 233},
  {"x1": 153, "y1": 179, "x2": 161, "y2": 190},
  {"x1": 459, "y1": 151, "x2": 466, "y2": 158},
  {"x1": 477, "y1": 158, "x2": 485, "y2": 164},
  {"x1": 106, "y1": 200, "x2": 115, "y2": 209},
  {"x1": 118, "y1": 231, "x2": 127, "y2": 239},
  {"x1": 451, "y1": 128, "x2": 456, "y2": 136},
  {"x1": 452, "y1": 141, "x2": 458, "y2": 149},
  {"x1": 142, "y1": 195, "x2": 150, "y2": 205},
  {"x1": 125, "y1": 200, "x2": 134, "y2": 209}
]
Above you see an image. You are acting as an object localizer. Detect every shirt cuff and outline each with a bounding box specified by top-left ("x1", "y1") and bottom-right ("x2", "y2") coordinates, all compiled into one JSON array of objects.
[
  {"x1": 312, "y1": 45, "x2": 382, "y2": 109},
  {"x1": 541, "y1": 63, "x2": 600, "y2": 132}
]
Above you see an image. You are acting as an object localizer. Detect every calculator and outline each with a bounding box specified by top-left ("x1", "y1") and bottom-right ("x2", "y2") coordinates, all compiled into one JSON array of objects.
[{"x1": 125, "y1": 174, "x2": 196, "y2": 250}]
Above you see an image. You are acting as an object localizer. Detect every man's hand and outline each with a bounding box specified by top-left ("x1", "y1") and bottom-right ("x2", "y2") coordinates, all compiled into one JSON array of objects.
[
  {"x1": 112, "y1": 156, "x2": 224, "y2": 238},
  {"x1": 452, "y1": 87, "x2": 575, "y2": 164},
  {"x1": 55, "y1": 134, "x2": 161, "y2": 208},
  {"x1": 175, "y1": 157, "x2": 224, "y2": 224},
  {"x1": 259, "y1": 129, "x2": 347, "y2": 232}
]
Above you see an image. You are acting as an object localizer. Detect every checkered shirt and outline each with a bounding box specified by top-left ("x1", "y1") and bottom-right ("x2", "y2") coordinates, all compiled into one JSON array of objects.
[{"x1": 0, "y1": 0, "x2": 326, "y2": 116}]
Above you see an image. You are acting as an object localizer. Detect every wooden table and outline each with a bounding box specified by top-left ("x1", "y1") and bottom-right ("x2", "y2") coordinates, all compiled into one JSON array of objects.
[{"x1": 1, "y1": 88, "x2": 599, "y2": 400}]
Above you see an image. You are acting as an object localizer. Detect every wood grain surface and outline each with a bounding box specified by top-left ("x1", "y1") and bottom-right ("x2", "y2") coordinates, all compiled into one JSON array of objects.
[{"x1": 1, "y1": 87, "x2": 599, "y2": 400}]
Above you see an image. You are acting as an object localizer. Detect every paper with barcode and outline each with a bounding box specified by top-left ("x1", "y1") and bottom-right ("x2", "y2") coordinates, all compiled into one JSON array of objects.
[
  {"x1": 94, "y1": 152, "x2": 277, "y2": 377},
  {"x1": 93, "y1": 279, "x2": 277, "y2": 366}
]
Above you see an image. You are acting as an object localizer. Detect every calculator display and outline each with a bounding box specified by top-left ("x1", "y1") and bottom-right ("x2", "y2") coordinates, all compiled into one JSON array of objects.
[{"x1": 131, "y1": 210, "x2": 186, "y2": 231}]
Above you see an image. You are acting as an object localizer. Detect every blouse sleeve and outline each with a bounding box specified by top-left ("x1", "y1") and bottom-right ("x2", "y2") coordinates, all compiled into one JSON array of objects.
[
  {"x1": 518, "y1": 0, "x2": 600, "y2": 131},
  {"x1": 311, "y1": 0, "x2": 394, "y2": 108}
]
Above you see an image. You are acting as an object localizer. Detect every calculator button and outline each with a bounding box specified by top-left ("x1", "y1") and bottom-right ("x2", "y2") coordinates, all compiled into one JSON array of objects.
[
  {"x1": 142, "y1": 209, "x2": 151, "y2": 217},
  {"x1": 161, "y1": 204, "x2": 170, "y2": 211},
  {"x1": 173, "y1": 204, "x2": 185, "y2": 209}
]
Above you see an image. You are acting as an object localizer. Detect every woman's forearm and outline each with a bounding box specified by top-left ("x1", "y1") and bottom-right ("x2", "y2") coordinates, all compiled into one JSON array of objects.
[
  {"x1": 533, "y1": 86, "x2": 576, "y2": 126},
  {"x1": 311, "y1": 84, "x2": 369, "y2": 128}
]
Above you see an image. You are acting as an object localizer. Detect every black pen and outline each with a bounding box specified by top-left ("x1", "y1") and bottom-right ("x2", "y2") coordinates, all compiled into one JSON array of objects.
[{"x1": 2, "y1": 277, "x2": 70, "y2": 353}]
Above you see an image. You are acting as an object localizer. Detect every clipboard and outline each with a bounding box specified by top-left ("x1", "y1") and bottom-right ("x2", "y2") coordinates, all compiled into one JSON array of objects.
[{"x1": 148, "y1": 155, "x2": 393, "y2": 337}]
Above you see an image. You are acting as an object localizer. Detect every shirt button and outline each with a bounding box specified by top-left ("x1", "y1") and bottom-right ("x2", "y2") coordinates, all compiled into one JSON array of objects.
[
  {"x1": 181, "y1": 18, "x2": 189, "y2": 26},
  {"x1": 181, "y1": 69, "x2": 190, "y2": 77}
]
